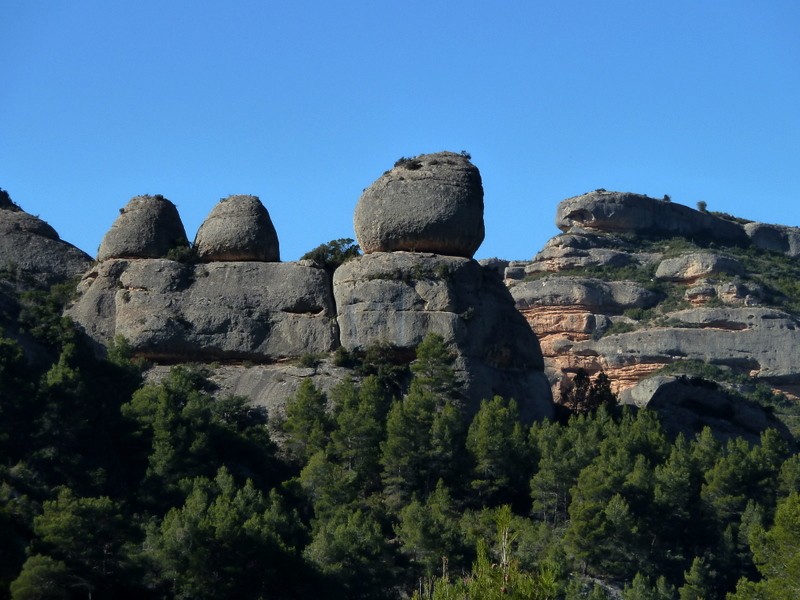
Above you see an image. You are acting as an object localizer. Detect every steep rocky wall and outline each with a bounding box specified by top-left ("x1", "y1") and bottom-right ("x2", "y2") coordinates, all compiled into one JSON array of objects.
[
  {"x1": 333, "y1": 251, "x2": 552, "y2": 421},
  {"x1": 67, "y1": 258, "x2": 339, "y2": 361},
  {"x1": 63, "y1": 154, "x2": 555, "y2": 421},
  {"x1": 511, "y1": 190, "x2": 800, "y2": 406}
]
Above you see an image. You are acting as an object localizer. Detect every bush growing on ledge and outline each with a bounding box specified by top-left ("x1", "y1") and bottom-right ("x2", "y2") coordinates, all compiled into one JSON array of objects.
[{"x1": 301, "y1": 238, "x2": 360, "y2": 271}]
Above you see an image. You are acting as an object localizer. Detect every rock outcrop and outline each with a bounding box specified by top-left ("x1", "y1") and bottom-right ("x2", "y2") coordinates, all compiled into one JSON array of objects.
[
  {"x1": 0, "y1": 190, "x2": 92, "y2": 287},
  {"x1": 68, "y1": 259, "x2": 338, "y2": 361},
  {"x1": 354, "y1": 151, "x2": 485, "y2": 258},
  {"x1": 97, "y1": 195, "x2": 189, "y2": 261},
  {"x1": 511, "y1": 190, "x2": 800, "y2": 406},
  {"x1": 620, "y1": 375, "x2": 791, "y2": 443},
  {"x1": 654, "y1": 253, "x2": 743, "y2": 283},
  {"x1": 67, "y1": 158, "x2": 554, "y2": 421},
  {"x1": 194, "y1": 195, "x2": 280, "y2": 262},
  {"x1": 556, "y1": 190, "x2": 749, "y2": 244},
  {"x1": 333, "y1": 252, "x2": 552, "y2": 421},
  {"x1": 745, "y1": 222, "x2": 800, "y2": 258},
  {"x1": 574, "y1": 307, "x2": 800, "y2": 382}
]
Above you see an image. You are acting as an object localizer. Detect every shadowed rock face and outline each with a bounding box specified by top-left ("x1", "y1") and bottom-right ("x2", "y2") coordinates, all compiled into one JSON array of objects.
[
  {"x1": 98, "y1": 195, "x2": 188, "y2": 261},
  {"x1": 194, "y1": 195, "x2": 280, "y2": 262},
  {"x1": 333, "y1": 251, "x2": 553, "y2": 421},
  {"x1": 745, "y1": 222, "x2": 800, "y2": 258},
  {"x1": 620, "y1": 375, "x2": 792, "y2": 444},
  {"x1": 0, "y1": 194, "x2": 92, "y2": 287},
  {"x1": 354, "y1": 151, "x2": 485, "y2": 258}
]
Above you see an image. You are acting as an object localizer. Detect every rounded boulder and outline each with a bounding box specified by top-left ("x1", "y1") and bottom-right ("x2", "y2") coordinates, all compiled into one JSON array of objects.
[
  {"x1": 354, "y1": 151, "x2": 484, "y2": 258},
  {"x1": 98, "y1": 195, "x2": 188, "y2": 261},
  {"x1": 194, "y1": 195, "x2": 280, "y2": 262}
]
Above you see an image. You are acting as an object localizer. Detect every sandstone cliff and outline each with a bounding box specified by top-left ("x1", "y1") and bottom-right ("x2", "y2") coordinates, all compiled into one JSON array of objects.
[{"x1": 507, "y1": 190, "x2": 800, "y2": 437}]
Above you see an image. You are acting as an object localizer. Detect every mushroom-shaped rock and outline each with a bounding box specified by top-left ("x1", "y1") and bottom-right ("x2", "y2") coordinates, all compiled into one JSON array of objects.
[
  {"x1": 98, "y1": 195, "x2": 188, "y2": 261},
  {"x1": 354, "y1": 151, "x2": 485, "y2": 258},
  {"x1": 194, "y1": 195, "x2": 280, "y2": 262}
]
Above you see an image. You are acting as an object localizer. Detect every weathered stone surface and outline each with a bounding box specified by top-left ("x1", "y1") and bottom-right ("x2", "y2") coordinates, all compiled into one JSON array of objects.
[
  {"x1": 97, "y1": 195, "x2": 188, "y2": 261},
  {"x1": 655, "y1": 253, "x2": 743, "y2": 282},
  {"x1": 333, "y1": 251, "x2": 553, "y2": 420},
  {"x1": 685, "y1": 280, "x2": 763, "y2": 307},
  {"x1": 194, "y1": 195, "x2": 280, "y2": 262},
  {"x1": 354, "y1": 152, "x2": 485, "y2": 257},
  {"x1": 572, "y1": 307, "x2": 800, "y2": 382},
  {"x1": 511, "y1": 276, "x2": 660, "y2": 312},
  {"x1": 556, "y1": 191, "x2": 748, "y2": 244},
  {"x1": 0, "y1": 199, "x2": 92, "y2": 286},
  {"x1": 745, "y1": 222, "x2": 800, "y2": 258},
  {"x1": 620, "y1": 375, "x2": 791, "y2": 443},
  {"x1": 67, "y1": 259, "x2": 338, "y2": 360}
]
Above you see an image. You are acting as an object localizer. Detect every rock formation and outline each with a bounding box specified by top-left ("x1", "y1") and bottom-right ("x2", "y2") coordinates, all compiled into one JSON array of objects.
[
  {"x1": 508, "y1": 190, "x2": 800, "y2": 408},
  {"x1": 654, "y1": 253, "x2": 743, "y2": 283},
  {"x1": 97, "y1": 195, "x2": 189, "y2": 261},
  {"x1": 745, "y1": 221, "x2": 800, "y2": 258},
  {"x1": 68, "y1": 259, "x2": 338, "y2": 361},
  {"x1": 354, "y1": 151, "x2": 485, "y2": 258},
  {"x1": 11, "y1": 171, "x2": 800, "y2": 440},
  {"x1": 556, "y1": 190, "x2": 749, "y2": 244},
  {"x1": 67, "y1": 160, "x2": 554, "y2": 421},
  {"x1": 194, "y1": 195, "x2": 280, "y2": 262},
  {"x1": 333, "y1": 252, "x2": 552, "y2": 421},
  {"x1": 620, "y1": 375, "x2": 791, "y2": 444},
  {"x1": 0, "y1": 189, "x2": 92, "y2": 287}
]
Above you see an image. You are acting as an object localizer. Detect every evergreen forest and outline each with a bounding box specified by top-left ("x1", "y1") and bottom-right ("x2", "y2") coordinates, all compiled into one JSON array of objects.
[{"x1": 1, "y1": 282, "x2": 798, "y2": 600}]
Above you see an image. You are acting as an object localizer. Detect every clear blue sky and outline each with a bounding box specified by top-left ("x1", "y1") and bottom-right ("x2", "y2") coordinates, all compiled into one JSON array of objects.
[{"x1": 2, "y1": 1, "x2": 798, "y2": 261}]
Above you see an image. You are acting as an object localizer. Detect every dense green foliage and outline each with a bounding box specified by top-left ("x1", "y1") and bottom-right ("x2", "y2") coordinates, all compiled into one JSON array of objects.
[
  {"x1": 300, "y1": 238, "x2": 361, "y2": 272},
  {"x1": 0, "y1": 284, "x2": 798, "y2": 598}
]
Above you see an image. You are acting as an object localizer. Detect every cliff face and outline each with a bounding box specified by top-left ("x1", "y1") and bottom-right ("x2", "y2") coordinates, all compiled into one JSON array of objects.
[
  {"x1": 61, "y1": 154, "x2": 554, "y2": 422},
  {"x1": 4, "y1": 180, "x2": 799, "y2": 439},
  {"x1": 505, "y1": 191, "x2": 800, "y2": 425}
]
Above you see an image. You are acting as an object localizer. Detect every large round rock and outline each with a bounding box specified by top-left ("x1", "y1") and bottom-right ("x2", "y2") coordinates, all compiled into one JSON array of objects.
[
  {"x1": 98, "y1": 195, "x2": 188, "y2": 260},
  {"x1": 354, "y1": 151, "x2": 485, "y2": 258},
  {"x1": 194, "y1": 195, "x2": 280, "y2": 262}
]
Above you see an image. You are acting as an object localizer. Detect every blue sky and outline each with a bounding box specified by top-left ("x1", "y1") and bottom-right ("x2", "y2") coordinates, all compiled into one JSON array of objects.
[{"x1": 2, "y1": 1, "x2": 798, "y2": 261}]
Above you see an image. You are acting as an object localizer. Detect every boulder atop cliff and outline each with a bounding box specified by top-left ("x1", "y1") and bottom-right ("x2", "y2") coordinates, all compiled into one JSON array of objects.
[
  {"x1": 194, "y1": 195, "x2": 280, "y2": 262},
  {"x1": 0, "y1": 189, "x2": 92, "y2": 287},
  {"x1": 556, "y1": 190, "x2": 748, "y2": 244},
  {"x1": 354, "y1": 151, "x2": 485, "y2": 258},
  {"x1": 98, "y1": 195, "x2": 189, "y2": 261}
]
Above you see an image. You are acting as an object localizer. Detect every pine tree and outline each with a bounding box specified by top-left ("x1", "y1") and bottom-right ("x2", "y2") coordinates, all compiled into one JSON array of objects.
[
  {"x1": 283, "y1": 379, "x2": 331, "y2": 464},
  {"x1": 467, "y1": 396, "x2": 530, "y2": 506}
]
